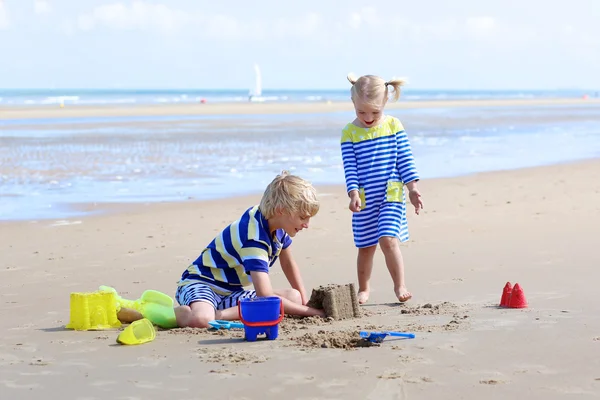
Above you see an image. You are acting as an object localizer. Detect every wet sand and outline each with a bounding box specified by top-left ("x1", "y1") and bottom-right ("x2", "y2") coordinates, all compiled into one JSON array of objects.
[
  {"x1": 1, "y1": 159, "x2": 600, "y2": 399},
  {"x1": 2, "y1": 97, "x2": 600, "y2": 120}
]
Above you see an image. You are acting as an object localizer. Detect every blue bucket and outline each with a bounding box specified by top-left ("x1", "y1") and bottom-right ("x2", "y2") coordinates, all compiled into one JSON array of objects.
[{"x1": 238, "y1": 296, "x2": 283, "y2": 341}]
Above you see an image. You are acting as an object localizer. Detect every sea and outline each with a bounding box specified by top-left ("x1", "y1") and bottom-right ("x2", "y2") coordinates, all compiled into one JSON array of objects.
[{"x1": 1, "y1": 88, "x2": 599, "y2": 221}]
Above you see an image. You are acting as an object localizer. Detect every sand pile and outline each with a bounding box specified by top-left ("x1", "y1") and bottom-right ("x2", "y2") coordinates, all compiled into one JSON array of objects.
[{"x1": 307, "y1": 283, "x2": 361, "y2": 320}]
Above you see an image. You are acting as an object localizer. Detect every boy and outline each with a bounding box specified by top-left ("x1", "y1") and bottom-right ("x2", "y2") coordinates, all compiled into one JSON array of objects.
[{"x1": 174, "y1": 171, "x2": 325, "y2": 328}]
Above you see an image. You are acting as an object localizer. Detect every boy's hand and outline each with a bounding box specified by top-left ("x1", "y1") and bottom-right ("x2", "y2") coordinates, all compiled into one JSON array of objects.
[
  {"x1": 348, "y1": 190, "x2": 361, "y2": 212},
  {"x1": 408, "y1": 188, "x2": 423, "y2": 215},
  {"x1": 313, "y1": 308, "x2": 326, "y2": 318}
]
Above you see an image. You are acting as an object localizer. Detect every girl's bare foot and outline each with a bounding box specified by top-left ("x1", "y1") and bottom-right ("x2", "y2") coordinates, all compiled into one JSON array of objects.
[
  {"x1": 395, "y1": 287, "x2": 412, "y2": 303},
  {"x1": 357, "y1": 291, "x2": 370, "y2": 304}
]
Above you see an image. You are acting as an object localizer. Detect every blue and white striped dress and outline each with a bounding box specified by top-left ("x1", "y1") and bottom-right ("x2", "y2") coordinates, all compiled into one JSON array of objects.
[{"x1": 340, "y1": 115, "x2": 419, "y2": 248}]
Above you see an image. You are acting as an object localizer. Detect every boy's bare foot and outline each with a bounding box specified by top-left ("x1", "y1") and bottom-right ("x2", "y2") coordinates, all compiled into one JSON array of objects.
[
  {"x1": 117, "y1": 307, "x2": 143, "y2": 323},
  {"x1": 395, "y1": 287, "x2": 412, "y2": 303},
  {"x1": 357, "y1": 291, "x2": 369, "y2": 304}
]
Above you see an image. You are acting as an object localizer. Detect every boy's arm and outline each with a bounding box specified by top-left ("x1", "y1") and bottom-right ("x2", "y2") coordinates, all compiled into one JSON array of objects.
[
  {"x1": 250, "y1": 271, "x2": 324, "y2": 317},
  {"x1": 279, "y1": 247, "x2": 308, "y2": 305}
]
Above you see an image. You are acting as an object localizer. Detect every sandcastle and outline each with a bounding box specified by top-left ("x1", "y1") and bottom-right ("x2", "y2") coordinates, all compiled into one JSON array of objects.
[{"x1": 307, "y1": 283, "x2": 361, "y2": 320}]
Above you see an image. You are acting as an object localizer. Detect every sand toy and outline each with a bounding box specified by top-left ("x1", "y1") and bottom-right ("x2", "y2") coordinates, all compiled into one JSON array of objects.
[
  {"x1": 65, "y1": 289, "x2": 122, "y2": 331},
  {"x1": 208, "y1": 320, "x2": 245, "y2": 330},
  {"x1": 359, "y1": 331, "x2": 416, "y2": 343},
  {"x1": 116, "y1": 318, "x2": 156, "y2": 345},
  {"x1": 99, "y1": 285, "x2": 178, "y2": 329},
  {"x1": 238, "y1": 297, "x2": 284, "y2": 341}
]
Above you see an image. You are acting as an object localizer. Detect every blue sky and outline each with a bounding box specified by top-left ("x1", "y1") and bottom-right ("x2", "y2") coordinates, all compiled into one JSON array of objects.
[{"x1": 1, "y1": 0, "x2": 599, "y2": 90}]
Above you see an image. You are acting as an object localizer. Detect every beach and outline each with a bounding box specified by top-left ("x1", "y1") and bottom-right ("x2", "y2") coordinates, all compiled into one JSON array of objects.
[
  {"x1": 1, "y1": 159, "x2": 600, "y2": 399},
  {"x1": 1, "y1": 98, "x2": 600, "y2": 399},
  {"x1": 2, "y1": 97, "x2": 600, "y2": 121}
]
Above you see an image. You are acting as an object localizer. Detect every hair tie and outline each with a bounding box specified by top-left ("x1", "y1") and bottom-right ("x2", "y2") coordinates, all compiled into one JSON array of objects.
[{"x1": 384, "y1": 82, "x2": 389, "y2": 87}]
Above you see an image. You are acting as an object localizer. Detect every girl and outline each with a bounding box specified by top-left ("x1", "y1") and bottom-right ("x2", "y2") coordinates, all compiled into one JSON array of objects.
[{"x1": 340, "y1": 73, "x2": 423, "y2": 304}]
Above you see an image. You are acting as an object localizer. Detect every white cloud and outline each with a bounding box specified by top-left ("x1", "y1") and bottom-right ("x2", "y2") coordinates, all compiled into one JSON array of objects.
[
  {"x1": 466, "y1": 16, "x2": 496, "y2": 34},
  {"x1": 204, "y1": 14, "x2": 240, "y2": 38},
  {"x1": 71, "y1": 1, "x2": 329, "y2": 42},
  {"x1": 348, "y1": 12, "x2": 361, "y2": 29},
  {"x1": 34, "y1": 0, "x2": 51, "y2": 15},
  {"x1": 276, "y1": 12, "x2": 322, "y2": 37},
  {"x1": 76, "y1": 1, "x2": 193, "y2": 34},
  {"x1": 0, "y1": 1, "x2": 10, "y2": 30}
]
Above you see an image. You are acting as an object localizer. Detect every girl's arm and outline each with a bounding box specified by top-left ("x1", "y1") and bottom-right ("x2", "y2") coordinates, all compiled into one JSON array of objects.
[
  {"x1": 395, "y1": 125, "x2": 420, "y2": 185},
  {"x1": 395, "y1": 122, "x2": 423, "y2": 213},
  {"x1": 279, "y1": 247, "x2": 308, "y2": 305},
  {"x1": 341, "y1": 130, "x2": 359, "y2": 194}
]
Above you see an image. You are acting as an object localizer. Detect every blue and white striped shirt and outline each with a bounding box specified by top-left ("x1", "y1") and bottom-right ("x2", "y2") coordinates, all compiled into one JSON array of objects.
[
  {"x1": 341, "y1": 115, "x2": 419, "y2": 197},
  {"x1": 178, "y1": 206, "x2": 292, "y2": 294}
]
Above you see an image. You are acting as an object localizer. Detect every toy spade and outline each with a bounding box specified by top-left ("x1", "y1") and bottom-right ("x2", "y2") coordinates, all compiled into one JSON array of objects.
[
  {"x1": 208, "y1": 320, "x2": 245, "y2": 330},
  {"x1": 359, "y1": 330, "x2": 416, "y2": 343}
]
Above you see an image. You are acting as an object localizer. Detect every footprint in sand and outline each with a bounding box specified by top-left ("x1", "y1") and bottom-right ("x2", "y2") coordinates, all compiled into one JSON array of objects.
[
  {"x1": 12, "y1": 343, "x2": 38, "y2": 353},
  {"x1": 0, "y1": 379, "x2": 40, "y2": 389},
  {"x1": 514, "y1": 364, "x2": 559, "y2": 375},
  {"x1": 367, "y1": 371, "x2": 407, "y2": 400},
  {"x1": 0, "y1": 353, "x2": 24, "y2": 366},
  {"x1": 131, "y1": 380, "x2": 163, "y2": 389},
  {"x1": 318, "y1": 379, "x2": 350, "y2": 389},
  {"x1": 20, "y1": 370, "x2": 61, "y2": 376},
  {"x1": 119, "y1": 356, "x2": 166, "y2": 368},
  {"x1": 90, "y1": 380, "x2": 118, "y2": 387},
  {"x1": 545, "y1": 386, "x2": 597, "y2": 395},
  {"x1": 209, "y1": 370, "x2": 251, "y2": 380},
  {"x1": 60, "y1": 360, "x2": 94, "y2": 368},
  {"x1": 480, "y1": 379, "x2": 507, "y2": 385},
  {"x1": 2, "y1": 266, "x2": 25, "y2": 272},
  {"x1": 9, "y1": 323, "x2": 37, "y2": 331},
  {"x1": 437, "y1": 342, "x2": 465, "y2": 355},
  {"x1": 405, "y1": 376, "x2": 434, "y2": 384},
  {"x1": 64, "y1": 347, "x2": 100, "y2": 354},
  {"x1": 275, "y1": 372, "x2": 316, "y2": 385}
]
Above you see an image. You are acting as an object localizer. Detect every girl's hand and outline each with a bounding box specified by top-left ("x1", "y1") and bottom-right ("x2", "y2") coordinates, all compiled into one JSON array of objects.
[
  {"x1": 409, "y1": 189, "x2": 424, "y2": 215},
  {"x1": 348, "y1": 190, "x2": 362, "y2": 212}
]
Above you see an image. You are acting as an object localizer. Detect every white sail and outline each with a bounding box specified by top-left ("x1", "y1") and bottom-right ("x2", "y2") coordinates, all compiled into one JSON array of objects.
[{"x1": 253, "y1": 63, "x2": 262, "y2": 97}]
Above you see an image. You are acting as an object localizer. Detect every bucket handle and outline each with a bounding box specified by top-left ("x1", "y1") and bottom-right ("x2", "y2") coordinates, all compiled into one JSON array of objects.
[{"x1": 238, "y1": 299, "x2": 284, "y2": 327}]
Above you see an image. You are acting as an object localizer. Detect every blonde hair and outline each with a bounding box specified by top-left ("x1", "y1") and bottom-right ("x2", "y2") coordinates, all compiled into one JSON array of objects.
[
  {"x1": 347, "y1": 73, "x2": 407, "y2": 105},
  {"x1": 259, "y1": 171, "x2": 320, "y2": 219}
]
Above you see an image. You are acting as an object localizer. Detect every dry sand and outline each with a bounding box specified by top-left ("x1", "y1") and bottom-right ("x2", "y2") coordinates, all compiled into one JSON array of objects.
[
  {"x1": 1, "y1": 159, "x2": 600, "y2": 399},
  {"x1": 2, "y1": 97, "x2": 600, "y2": 121}
]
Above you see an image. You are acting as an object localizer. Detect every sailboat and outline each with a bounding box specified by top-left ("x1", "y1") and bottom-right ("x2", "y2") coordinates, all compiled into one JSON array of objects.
[{"x1": 248, "y1": 63, "x2": 265, "y2": 102}]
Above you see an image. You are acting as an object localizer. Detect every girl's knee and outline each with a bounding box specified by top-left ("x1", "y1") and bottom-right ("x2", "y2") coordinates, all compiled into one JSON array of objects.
[
  {"x1": 378, "y1": 236, "x2": 399, "y2": 251},
  {"x1": 358, "y1": 245, "x2": 377, "y2": 255}
]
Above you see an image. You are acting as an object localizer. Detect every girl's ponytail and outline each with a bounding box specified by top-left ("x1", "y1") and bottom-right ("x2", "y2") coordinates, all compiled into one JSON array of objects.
[{"x1": 385, "y1": 77, "x2": 408, "y2": 102}]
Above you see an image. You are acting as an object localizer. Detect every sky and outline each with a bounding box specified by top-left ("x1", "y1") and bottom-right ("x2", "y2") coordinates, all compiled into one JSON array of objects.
[{"x1": 0, "y1": 0, "x2": 599, "y2": 90}]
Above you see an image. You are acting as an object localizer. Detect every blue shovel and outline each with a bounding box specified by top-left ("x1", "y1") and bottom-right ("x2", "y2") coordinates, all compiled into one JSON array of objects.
[
  {"x1": 359, "y1": 331, "x2": 416, "y2": 343},
  {"x1": 208, "y1": 320, "x2": 245, "y2": 330}
]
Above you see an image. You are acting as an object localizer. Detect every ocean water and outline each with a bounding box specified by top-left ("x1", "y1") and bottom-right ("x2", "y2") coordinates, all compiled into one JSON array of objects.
[
  {"x1": 1, "y1": 103, "x2": 599, "y2": 221},
  {"x1": 0, "y1": 88, "x2": 595, "y2": 107}
]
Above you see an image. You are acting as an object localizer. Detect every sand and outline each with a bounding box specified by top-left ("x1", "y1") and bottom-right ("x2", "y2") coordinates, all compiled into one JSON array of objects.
[
  {"x1": 1, "y1": 154, "x2": 600, "y2": 398},
  {"x1": 2, "y1": 97, "x2": 600, "y2": 121},
  {"x1": 307, "y1": 283, "x2": 361, "y2": 320}
]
